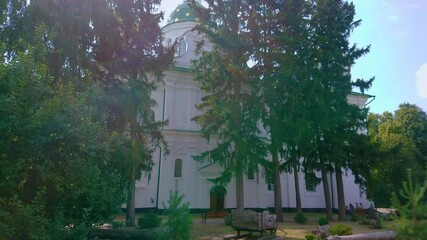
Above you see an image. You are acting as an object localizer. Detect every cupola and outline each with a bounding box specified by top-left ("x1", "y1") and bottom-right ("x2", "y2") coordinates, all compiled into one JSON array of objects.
[{"x1": 167, "y1": 1, "x2": 200, "y2": 24}]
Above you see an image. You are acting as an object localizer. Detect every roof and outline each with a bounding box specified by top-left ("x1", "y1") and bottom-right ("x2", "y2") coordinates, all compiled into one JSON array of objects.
[
  {"x1": 350, "y1": 91, "x2": 375, "y2": 98},
  {"x1": 167, "y1": 1, "x2": 199, "y2": 24}
]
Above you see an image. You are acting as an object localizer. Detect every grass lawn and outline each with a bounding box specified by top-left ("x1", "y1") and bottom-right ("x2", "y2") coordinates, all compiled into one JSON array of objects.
[{"x1": 190, "y1": 213, "x2": 393, "y2": 240}]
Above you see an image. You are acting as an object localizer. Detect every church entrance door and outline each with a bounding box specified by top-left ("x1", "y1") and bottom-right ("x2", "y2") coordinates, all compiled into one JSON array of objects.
[{"x1": 207, "y1": 186, "x2": 227, "y2": 218}]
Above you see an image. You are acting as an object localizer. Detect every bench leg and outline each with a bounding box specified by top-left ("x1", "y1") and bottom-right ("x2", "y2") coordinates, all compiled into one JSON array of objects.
[{"x1": 201, "y1": 213, "x2": 207, "y2": 224}]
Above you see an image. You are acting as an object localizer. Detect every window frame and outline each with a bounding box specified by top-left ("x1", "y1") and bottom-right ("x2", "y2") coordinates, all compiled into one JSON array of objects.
[{"x1": 174, "y1": 158, "x2": 183, "y2": 178}]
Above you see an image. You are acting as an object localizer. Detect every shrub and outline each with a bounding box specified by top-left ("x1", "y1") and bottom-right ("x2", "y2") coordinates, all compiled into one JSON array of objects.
[
  {"x1": 349, "y1": 213, "x2": 358, "y2": 221},
  {"x1": 329, "y1": 224, "x2": 353, "y2": 236},
  {"x1": 391, "y1": 169, "x2": 427, "y2": 239},
  {"x1": 160, "y1": 191, "x2": 192, "y2": 240},
  {"x1": 318, "y1": 216, "x2": 329, "y2": 226},
  {"x1": 224, "y1": 213, "x2": 232, "y2": 225},
  {"x1": 304, "y1": 233, "x2": 317, "y2": 240},
  {"x1": 138, "y1": 212, "x2": 161, "y2": 229},
  {"x1": 111, "y1": 221, "x2": 125, "y2": 229},
  {"x1": 294, "y1": 213, "x2": 308, "y2": 224}
]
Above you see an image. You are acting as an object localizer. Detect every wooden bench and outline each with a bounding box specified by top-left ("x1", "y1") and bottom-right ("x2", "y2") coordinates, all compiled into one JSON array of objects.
[
  {"x1": 230, "y1": 210, "x2": 277, "y2": 238},
  {"x1": 201, "y1": 210, "x2": 228, "y2": 223}
]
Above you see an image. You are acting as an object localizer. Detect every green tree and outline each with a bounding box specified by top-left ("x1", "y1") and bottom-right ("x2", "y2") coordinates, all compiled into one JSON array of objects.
[
  {"x1": 1, "y1": 0, "x2": 173, "y2": 228},
  {"x1": 247, "y1": 0, "x2": 313, "y2": 220},
  {"x1": 248, "y1": 0, "x2": 372, "y2": 221},
  {"x1": 394, "y1": 103, "x2": 427, "y2": 168},
  {"x1": 363, "y1": 104, "x2": 427, "y2": 207},
  {"x1": 161, "y1": 191, "x2": 192, "y2": 240},
  {"x1": 0, "y1": 37, "x2": 123, "y2": 239},
  {"x1": 190, "y1": 0, "x2": 372, "y2": 220},
  {"x1": 190, "y1": 0, "x2": 267, "y2": 211},
  {"x1": 302, "y1": 0, "x2": 372, "y2": 221},
  {"x1": 391, "y1": 169, "x2": 427, "y2": 240}
]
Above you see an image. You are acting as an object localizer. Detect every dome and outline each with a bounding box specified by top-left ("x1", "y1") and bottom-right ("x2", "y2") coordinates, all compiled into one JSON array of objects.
[{"x1": 167, "y1": 1, "x2": 199, "y2": 24}]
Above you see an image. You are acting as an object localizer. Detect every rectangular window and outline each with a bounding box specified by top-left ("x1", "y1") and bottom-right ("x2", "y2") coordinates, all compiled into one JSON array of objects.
[
  {"x1": 305, "y1": 182, "x2": 316, "y2": 192},
  {"x1": 247, "y1": 164, "x2": 255, "y2": 180},
  {"x1": 265, "y1": 168, "x2": 274, "y2": 191},
  {"x1": 305, "y1": 172, "x2": 320, "y2": 192},
  {"x1": 174, "y1": 159, "x2": 182, "y2": 178}
]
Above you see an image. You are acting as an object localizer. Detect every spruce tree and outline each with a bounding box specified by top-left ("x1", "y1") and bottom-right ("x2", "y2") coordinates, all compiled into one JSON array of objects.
[{"x1": 190, "y1": 0, "x2": 266, "y2": 211}]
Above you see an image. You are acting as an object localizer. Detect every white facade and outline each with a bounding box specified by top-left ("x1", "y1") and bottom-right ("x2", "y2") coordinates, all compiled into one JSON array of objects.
[{"x1": 134, "y1": 2, "x2": 372, "y2": 211}]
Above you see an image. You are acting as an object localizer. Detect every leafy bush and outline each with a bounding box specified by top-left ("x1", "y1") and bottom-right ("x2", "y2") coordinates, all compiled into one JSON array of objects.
[
  {"x1": 391, "y1": 169, "x2": 427, "y2": 240},
  {"x1": 0, "y1": 41, "x2": 125, "y2": 239},
  {"x1": 329, "y1": 224, "x2": 353, "y2": 236},
  {"x1": 318, "y1": 216, "x2": 329, "y2": 226},
  {"x1": 160, "y1": 191, "x2": 192, "y2": 240},
  {"x1": 349, "y1": 213, "x2": 358, "y2": 221},
  {"x1": 294, "y1": 213, "x2": 308, "y2": 224},
  {"x1": 304, "y1": 233, "x2": 317, "y2": 240},
  {"x1": 111, "y1": 221, "x2": 125, "y2": 229},
  {"x1": 224, "y1": 213, "x2": 232, "y2": 225},
  {"x1": 138, "y1": 212, "x2": 161, "y2": 229}
]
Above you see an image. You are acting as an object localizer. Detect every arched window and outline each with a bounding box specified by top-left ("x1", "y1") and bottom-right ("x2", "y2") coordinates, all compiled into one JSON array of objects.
[
  {"x1": 174, "y1": 159, "x2": 183, "y2": 178},
  {"x1": 176, "y1": 37, "x2": 188, "y2": 57}
]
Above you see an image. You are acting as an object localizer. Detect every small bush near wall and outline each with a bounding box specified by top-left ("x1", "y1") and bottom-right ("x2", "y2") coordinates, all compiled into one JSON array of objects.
[
  {"x1": 318, "y1": 216, "x2": 329, "y2": 226},
  {"x1": 224, "y1": 214, "x2": 232, "y2": 225},
  {"x1": 294, "y1": 213, "x2": 308, "y2": 224},
  {"x1": 160, "y1": 191, "x2": 192, "y2": 240},
  {"x1": 111, "y1": 221, "x2": 125, "y2": 229},
  {"x1": 329, "y1": 224, "x2": 353, "y2": 236},
  {"x1": 138, "y1": 212, "x2": 161, "y2": 229},
  {"x1": 349, "y1": 213, "x2": 358, "y2": 221}
]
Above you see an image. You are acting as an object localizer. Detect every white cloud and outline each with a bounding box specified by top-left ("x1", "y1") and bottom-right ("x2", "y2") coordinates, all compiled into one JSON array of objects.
[
  {"x1": 416, "y1": 63, "x2": 427, "y2": 99},
  {"x1": 387, "y1": 15, "x2": 400, "y2": 22}
]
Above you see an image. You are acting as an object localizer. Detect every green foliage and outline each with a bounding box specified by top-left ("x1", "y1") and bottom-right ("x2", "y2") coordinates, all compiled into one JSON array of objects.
[
  {"x1": 161, "y1": 191, "x2": 192, "y2": 240},
  {"x1": 363, "y1": 105, "x2": 427, "y2": 207},
  {"x1": 294, "y1": 213, "x2": 308, "y2": 224},
  {"x1": 224, "y1": 213, "x2": 232, "y2": 226},
  {"x1": 190, "y1": 0, "x2": 268, "y2": 211},
  {"x1": 391, "y1": 169, "x2": 427, "y2": 240},
  {"x1": 1, "y1": 0, "x2": 174, "y2": 229},
  {"x1": 329, "y1": 224, "x2": 353, "y2": 236},
  {"x1": 111, "y1": 221, "x2": 125, "y2": 229},
  {"x1": 318, "y1": 216, "x2": 329, "y2": 226},
  {"x1": 0, "y1": 26, "x2": 123, "y2": 240},
  {"x1": 1, "y1": 0, "x2": 173, "y2": 84},
  {"x1": 190, "y1": 0, "x2": 373, "y2": 218},
  {"x1": 304, "y1": 233, "x2": 317, "y2": 240},
  {"x1": 349, "y1": 213, "x2": 358, "y2": 222},
  {"x1": 138, "y1": 212, "x2": 162, "y2": 229}
]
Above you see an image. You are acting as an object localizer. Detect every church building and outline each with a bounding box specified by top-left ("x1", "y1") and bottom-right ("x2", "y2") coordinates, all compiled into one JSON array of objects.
[{"x1": 134, "y1": 1, "x2": 373, "y2": 213}]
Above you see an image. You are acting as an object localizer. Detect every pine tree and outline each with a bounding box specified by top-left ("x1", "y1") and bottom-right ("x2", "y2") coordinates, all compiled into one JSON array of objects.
[
  {"x1": 304, "y1": 0, "x2": 373, "y2": 220},
  {"x1": 190, "y1": 0, "x2": 267, "y2": 211}
]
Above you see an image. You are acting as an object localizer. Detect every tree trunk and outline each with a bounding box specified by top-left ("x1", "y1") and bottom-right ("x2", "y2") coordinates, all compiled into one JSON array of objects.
[
  {"x1": 321, "y1": 168, "x2": 333, "y2": 220},
  {"x1": 235, "y1": 170, "x2": 244, "y2": 211},
  {"x1": 335, "y1": 163, "x2": 346, "y2": 221},
  {"x1": 326, "y1": 231, "x2": 396, "y2": 239},
  {"x1": 273, "y1": 151, "x2": 283, "y2": 222},
  {"x1": 293, "y1": 164, "x2": 302, "y2": 213},
  {"x1": 126, "y1": 166, "x2": 136, "y2": 227}
]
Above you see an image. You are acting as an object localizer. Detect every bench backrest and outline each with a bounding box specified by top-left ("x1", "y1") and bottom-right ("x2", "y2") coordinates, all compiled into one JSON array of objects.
[
  {"x1": 262, "y1": 213, "x2": 277, "y2": 230},
  {"x1": 231, "y1": 210, "x2": 277, "y2": 231},
  {"x1": 231, "y1": 210, "x2": 262, "y2": 231}
]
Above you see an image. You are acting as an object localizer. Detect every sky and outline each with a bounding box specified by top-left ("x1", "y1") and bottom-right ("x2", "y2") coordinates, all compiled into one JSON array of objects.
[{"x1": 159, "y1": 0, "x2": 427, "y2": 115}]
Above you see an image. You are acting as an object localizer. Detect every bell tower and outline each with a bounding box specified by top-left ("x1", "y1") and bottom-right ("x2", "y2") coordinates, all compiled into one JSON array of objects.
[{"x1": 162, "y1": 1, "x2": 207, "y2": 69}]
